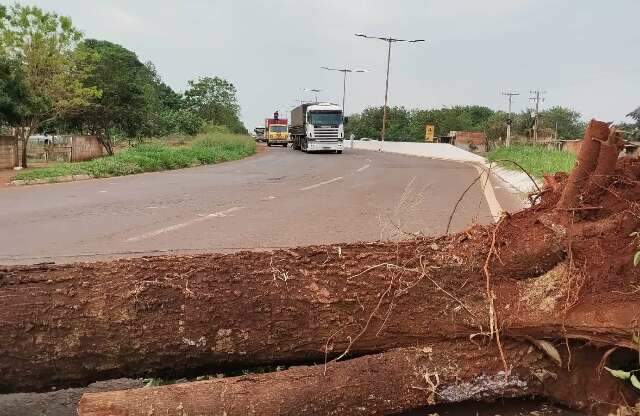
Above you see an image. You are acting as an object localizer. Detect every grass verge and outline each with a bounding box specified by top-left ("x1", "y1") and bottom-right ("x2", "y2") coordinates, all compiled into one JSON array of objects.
[
  {"x1": 15, "y1": 132, "x2": 256, "y2": 182},
  {"x1": 487, "y1": 144, "x2": 576, "y2": 178}
]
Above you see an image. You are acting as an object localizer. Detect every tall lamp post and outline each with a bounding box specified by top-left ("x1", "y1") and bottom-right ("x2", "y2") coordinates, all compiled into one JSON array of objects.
[
  {"x1": 320, "y1": 66, "x2": 368, "y2": 121},
  {"x1": 355, "y1": 34, "x2": 425, "y2": 147},
  {"x1": 304, "y1": 88, "x2": 322, "y2": 103}
]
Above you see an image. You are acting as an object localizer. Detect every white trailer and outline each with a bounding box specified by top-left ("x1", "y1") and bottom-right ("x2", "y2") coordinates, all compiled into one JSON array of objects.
[{"x1": 290, "y1": 103, "x2": 344, "y2": 154}]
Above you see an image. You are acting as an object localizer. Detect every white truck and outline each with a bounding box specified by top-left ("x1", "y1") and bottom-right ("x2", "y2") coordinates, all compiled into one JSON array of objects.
[{"x1": 290, "y1": 103, "x2": 344, "y2": 154}]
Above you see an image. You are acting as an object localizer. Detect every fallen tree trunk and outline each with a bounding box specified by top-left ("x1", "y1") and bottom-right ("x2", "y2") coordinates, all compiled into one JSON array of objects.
[
  {"x1": 2, "y1": 118, "x2": 639, "y2": 400},
  {"x1": 0, "y1": 210, "x2": 638, "y2": 393},
  {"x1": 77, "y1": 340, "x2": 637, "y2": 416}
]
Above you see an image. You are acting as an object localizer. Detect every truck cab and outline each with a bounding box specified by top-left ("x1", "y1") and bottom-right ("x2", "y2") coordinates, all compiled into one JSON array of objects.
[
  {"x1": 254, "y1": 127, "x2": 266, "y2": 142},
  {"x1": 265, "y1": 118, "x2": 289, "y2": 147},
  {"x1": 290, "y1": 103, "x2": 344, "y2": 154}
]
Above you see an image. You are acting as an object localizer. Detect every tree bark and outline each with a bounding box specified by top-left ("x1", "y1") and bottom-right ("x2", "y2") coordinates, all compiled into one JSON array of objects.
[
  {"x1": 0, "y1": 216, "x2": 638, "y2": 393},
  {"x1": 77, "y1": 341, "x2": 634, "y2": 416},
  {"x1": 586, "y1": 128, "x2": 625, "y2": 197},
  {"x1": 77, "y1": 341, "x2": 547, "y2": 416},
  {"x1": 557, "y1": 119, "x2": 610, "y2": 209}
]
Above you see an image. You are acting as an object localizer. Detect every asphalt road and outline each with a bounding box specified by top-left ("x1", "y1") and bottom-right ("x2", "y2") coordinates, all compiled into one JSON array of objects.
[{"x1": 0, "y1": 146, "x2": 522, "y2": 265}]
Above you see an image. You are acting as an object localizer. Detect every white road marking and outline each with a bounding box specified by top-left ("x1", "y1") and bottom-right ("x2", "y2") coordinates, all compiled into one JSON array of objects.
[
  {"x1": 299, "y1": 176, "x2": 343, "y2": 191},
  {"x1": 261, "y1": 195, "x2": 277, "y2": 201},
  {"x1": 126, "y1": 206, "x2": 245, "y2": 242},
  {"x1": 473, "y1": 164, "x2": 503, "y2": 222},
  {"x1": 99, "y1": 190, "x2": 108, "y2": 193},
  {"x1": 356, "y1": 164, "x2": 370, "y2": 173}
]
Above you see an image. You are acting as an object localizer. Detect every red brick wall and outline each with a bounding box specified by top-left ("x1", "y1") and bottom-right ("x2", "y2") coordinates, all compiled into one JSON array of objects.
[{"x1": 454, "y1": 131, "x2": 486, "y2": 145}]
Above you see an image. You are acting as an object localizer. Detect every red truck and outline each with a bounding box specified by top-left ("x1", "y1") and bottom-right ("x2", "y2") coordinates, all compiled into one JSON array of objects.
[{"x1": 264, "y1": 117, "x2": 289, "y2": 147}]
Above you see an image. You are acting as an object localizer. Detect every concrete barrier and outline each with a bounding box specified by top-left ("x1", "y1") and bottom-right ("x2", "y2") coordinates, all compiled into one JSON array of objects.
[{"x1": 346, "y1": 139, "x2": 540, "y2": 195}]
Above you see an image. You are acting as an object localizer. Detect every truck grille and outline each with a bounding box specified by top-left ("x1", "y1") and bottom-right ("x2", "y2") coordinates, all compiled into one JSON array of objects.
[{"x1": 314, "y1": 127, "x2": 339, "y2": 140}]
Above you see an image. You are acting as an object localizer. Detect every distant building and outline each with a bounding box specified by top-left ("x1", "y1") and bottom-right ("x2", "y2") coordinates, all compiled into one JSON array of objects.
[{"x1": 450, "y1": 131, "x2": 487, "y2": 153}]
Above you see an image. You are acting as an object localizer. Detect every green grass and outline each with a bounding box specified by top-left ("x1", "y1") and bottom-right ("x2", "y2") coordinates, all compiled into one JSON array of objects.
[
  {"x1": 15, "y1": 132, "x2": 256, "y2": 182},
  {"x1": 487, "y1": 144, "x2": 576, "y2": 179}
]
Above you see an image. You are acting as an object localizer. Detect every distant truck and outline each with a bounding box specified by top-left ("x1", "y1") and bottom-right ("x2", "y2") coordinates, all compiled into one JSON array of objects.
[
  {"x1": 254, "y1": 126, "x2": 265, "y2": 142},
  {"x1": 265, "y1": 117, "x2": 289, "y2": 147},
  {"x1": 290, "y1": 103, "x2": 344, "y2": 154}
]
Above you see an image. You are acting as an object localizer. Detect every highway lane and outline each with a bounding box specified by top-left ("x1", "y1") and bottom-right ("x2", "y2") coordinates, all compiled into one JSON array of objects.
[{"x1": 0, "y1": 146, "x2": 520, "y2": 264}]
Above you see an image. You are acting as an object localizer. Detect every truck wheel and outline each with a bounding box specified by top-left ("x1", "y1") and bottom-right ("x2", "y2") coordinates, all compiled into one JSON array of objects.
[{"x1": 337, "y1": 150, "x2": 342, "y2": 154}]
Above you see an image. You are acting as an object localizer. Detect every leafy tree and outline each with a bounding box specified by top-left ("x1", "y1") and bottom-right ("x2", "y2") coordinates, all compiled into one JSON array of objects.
[
  {"x1": 0, "y1": 4, "x2": 99, "y2": 167},
  {"x1": 345, "y1": 106, "x2": 413, "y2": 141},
  {"x1": 0, "y1": 56, "x2": 30, "y2": 126},
  {"x1": 538, "y1": 106, "x2": 584, "y2": 139},
  {"x1": 162, "y1": 109, "x2": 203, "y2": 136},
  {"x1": 482, "y1": 111, "x2": 509, "y2": 147},
  {"x1": 184, "y1": 76, "x2": 246, "y2": 133},
  {"x1": 407, "y1": 106, "x2": 494, "y2": 140},
  {"x1": 67, "y1": 39, "x2": 151, "y2": 154}
]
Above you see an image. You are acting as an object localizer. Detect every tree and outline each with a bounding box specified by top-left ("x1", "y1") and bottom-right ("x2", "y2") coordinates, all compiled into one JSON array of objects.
[
  {"x1": 481, "y1": 110, "x2": 509, "y2": 147},
  {"x1": 538, "y1": 106, "x2": 584, "y2": 140},
  {"x1": 0, "y1": 56, "x2": 30, "y2": 127},
  {"x1": 183, "y1": 76, "x2": 246, "y2": 133},
  {"x1": 0, "y1": 4, "x2": 99, "y2": 167},
  {"x1": 345, "y1": 106, "x2": 413, "y2": 141},
  {"x1": 69, "y1": 40, "x2": 151, "y2": 154}
]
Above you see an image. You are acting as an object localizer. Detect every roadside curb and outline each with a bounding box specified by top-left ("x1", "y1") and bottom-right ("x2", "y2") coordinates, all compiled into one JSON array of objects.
[{"x1": 10, "y1": 174, "x2": 93, "y2": 186}]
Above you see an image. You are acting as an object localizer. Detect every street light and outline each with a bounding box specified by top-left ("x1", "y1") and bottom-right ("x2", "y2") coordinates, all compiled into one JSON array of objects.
[
  {"x1": 355, "y1": 34, "x2": 425, "y2": 146},
  {"x1": 320, "y1": 67, "x2": 368, "y2": 121},
  {"x1": 304, "y1": 88, "x2": 322, "y2": 102}
]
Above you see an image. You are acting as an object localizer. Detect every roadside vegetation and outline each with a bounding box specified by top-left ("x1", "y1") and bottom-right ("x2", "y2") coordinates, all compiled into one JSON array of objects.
[
  {"x1": 14, "y1": 131, "x2": 255, "y2": 182},
  {"x1": 0, "y1": 3, "x2": 249, "y2": 169},
  {"x1": 487, "y1": 144, "x2": 576, "y2": 178},
  {"x1": 346, "y1": 105, "x2": 640, "y2": 145}
]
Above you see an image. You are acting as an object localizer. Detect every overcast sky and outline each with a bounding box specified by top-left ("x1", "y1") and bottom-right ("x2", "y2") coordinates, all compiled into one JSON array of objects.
[{"x1": 24, "y1": 0, "x2": 640, "y2": 129}]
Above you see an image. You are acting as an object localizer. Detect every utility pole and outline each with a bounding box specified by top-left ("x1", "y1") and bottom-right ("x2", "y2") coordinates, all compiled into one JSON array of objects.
[
  {"x1": 355, "y1": 34, "x2": 425, "y2": 149},
  {"x1": 529, "y1": 90, "x2": 546, "y2": 143},
  {"x1": 320, "y1": 67, "x2": 368, "y2": 122},
  {"x1": 501, "y1": 91, "x2": 519, "y2": 147}
]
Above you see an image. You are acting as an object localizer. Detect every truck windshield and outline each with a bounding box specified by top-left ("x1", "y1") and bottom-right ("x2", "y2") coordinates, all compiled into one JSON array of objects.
[
  {"x1": 308, "y1": 111, "x2": 342, "y2": 126},
  {"x1": 270, "y1": 125, "x2": 288, "y2": 133}
]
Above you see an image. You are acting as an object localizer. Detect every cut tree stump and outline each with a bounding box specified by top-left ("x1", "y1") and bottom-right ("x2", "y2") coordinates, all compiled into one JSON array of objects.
[{"x1": 557, "y1": 119, "x2": 610, "y2": 209}]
